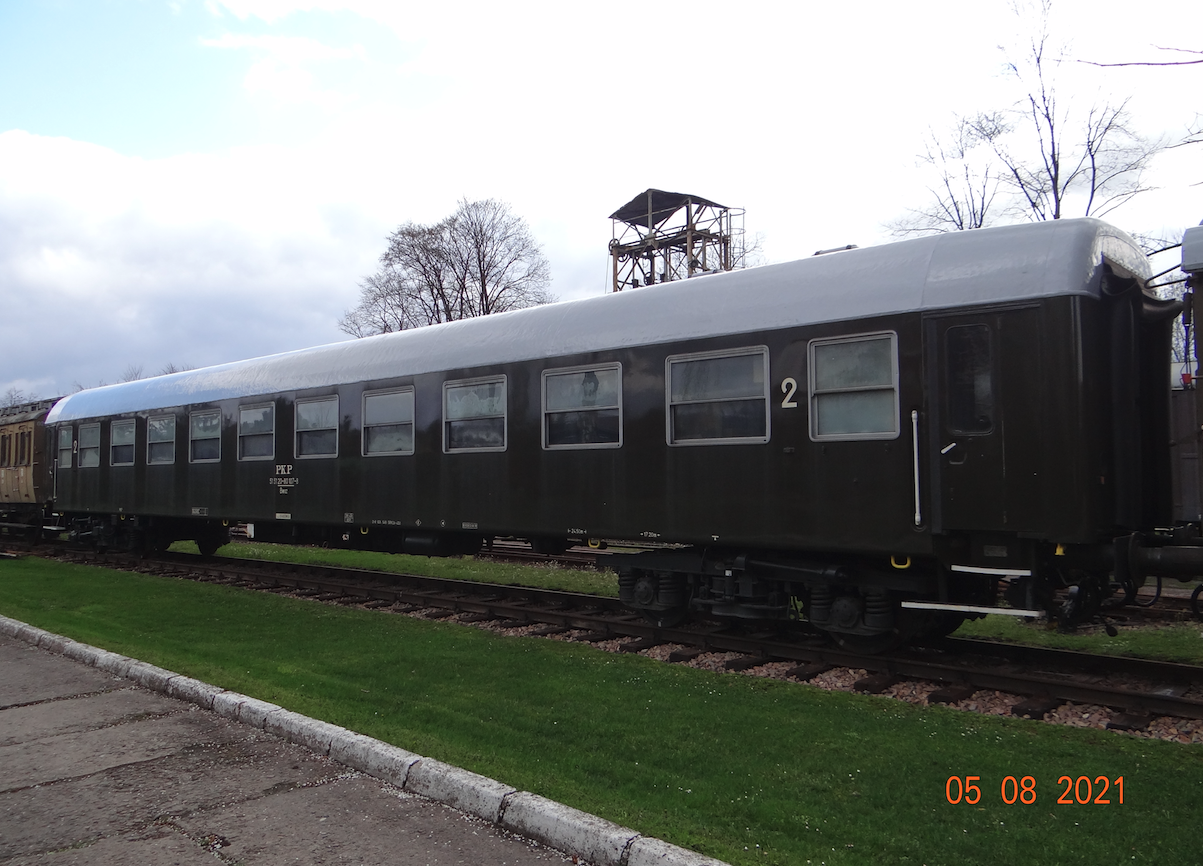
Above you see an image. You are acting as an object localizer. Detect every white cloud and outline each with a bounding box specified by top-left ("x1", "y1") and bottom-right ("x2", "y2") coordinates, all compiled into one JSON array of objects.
[
  {"x1": 0, "y1": 130, "x2": 385, "y2": 396},
  {"x1": 201, "y1": 32, "x2": 368, "y2": 105}
]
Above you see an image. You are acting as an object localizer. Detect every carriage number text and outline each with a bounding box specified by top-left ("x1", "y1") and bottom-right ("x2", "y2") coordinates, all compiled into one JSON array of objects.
[{"x1": 780, "y1": 378, "x2": 798, "y2": 409}]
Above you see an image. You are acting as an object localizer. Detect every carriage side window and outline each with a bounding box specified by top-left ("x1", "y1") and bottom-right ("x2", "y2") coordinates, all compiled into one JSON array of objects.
[
  {"x1": 190, "y1": 411, "x2": 221, "y2": 462},
  {"x1": 79, "y1": 423, "x2": 101, "y2": 467},
  {"x1": 58, "y1": 427, "x2": 73, "y2": 469},
  {"x1": 110, "y1": 419, "x2": 135, "y2": 466},
  {"x1": 543, "y1": 364, "x2": 622, "y2": 449},
  {"x1": 148, "y1": 415, "x2": 175, "y2": 464},
  {"x1": 808, "y1": 333, "x2": 899, "y2": 440},
  {"x1": 238, "y1": 405, "x2": 275, "y2": 460},
  {"x1": 17, "y1": 430, "x2": 31, "y2": 466},
  {"x1": 444, "y1": 376, "x2": 506, "y2": 452},
  {"x1": 363, "y1": 388, "x2": 414, "y2": 456},
  {"x1": 946, "y1": 325, "x2": 994, "y2": 434},
  {"x1": 0, "y1": 433, "x2": 9, "y2": 467},
  {"x1": 666, "y1": 347, "x2": 770, "y2": 445},
  {"x1": 296, "y1": 396, "x2": 338, "y2": 458}
]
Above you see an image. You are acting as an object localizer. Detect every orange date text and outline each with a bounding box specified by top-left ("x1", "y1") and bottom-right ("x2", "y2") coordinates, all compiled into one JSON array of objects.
[{"x1": 945, "y1": 775, "x2": 1123, "y2": 805}]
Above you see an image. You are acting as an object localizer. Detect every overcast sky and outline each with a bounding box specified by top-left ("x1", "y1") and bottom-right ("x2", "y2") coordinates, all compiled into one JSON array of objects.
[{"x1": 1, "y1": 0, "x2": 1199, "y2": 400}]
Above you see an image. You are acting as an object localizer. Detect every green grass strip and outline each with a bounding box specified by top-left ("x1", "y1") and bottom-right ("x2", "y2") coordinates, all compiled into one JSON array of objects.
[
  {"x1": 173, "y1": 540, "x2": 621, "y2": 597},
  {"x1": 955, "y1": 614, "x2": 1203, "y2": 666},
  {"x1": 2, "y1": 556, "x2": 1199, "y2": 865}
]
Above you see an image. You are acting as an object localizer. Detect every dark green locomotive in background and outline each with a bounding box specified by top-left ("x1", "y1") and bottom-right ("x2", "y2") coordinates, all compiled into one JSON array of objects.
[{"x1": 42, "y1": 217, "x2": 1203, "y2": 649}]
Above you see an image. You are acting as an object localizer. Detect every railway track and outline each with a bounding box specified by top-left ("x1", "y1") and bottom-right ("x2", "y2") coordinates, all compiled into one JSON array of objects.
[
  {"x1": 473, "y1": 538, "x2": 606, "y2": 570},
  {"x1": 33, "y1": 546, "x2": 1203, "y2": 731}
]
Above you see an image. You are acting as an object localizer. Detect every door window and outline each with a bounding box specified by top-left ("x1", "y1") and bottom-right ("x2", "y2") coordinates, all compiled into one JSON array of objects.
[{"x1": 945, "y1": 324, "x2": 994, "y2": 434}]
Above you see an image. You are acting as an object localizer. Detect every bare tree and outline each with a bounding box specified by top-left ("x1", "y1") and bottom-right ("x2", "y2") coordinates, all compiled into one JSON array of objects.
[
  {"x1": 891, "y1": 1, "x2": 1164, "y2": 235},
  {"x1": 158, "y1": 362, "x2": 196, "y2": 376},
  {"x1": 740, "y1": 231, "x2": 769, "y2": 269},
  {"x1": 1081, "y1": 47, "x2": 1202, "y2": 172},
  {"x1": 888, "y1": 119, "x2": 1003, "y2": 236},
  {"x1": 446, "y1": 198, "x2": 553, "y2": 316},
  {"x1": 976, "y1": 1, "x2": 1163, "y2": 221},
  {"x1": 120, "y1": 363, "x2": 145, "y2": 383},
  {"x1": 341, "y1": 199, "x2": 553, "y2": 338},
  {"x1": 2, "y1": 387, "x2": 26, "y2": 409},
  {"x1": 1177, "y1": 117, "x2": 1203, "y2": 150},
  {"x1": 1081, "y1": 47, "x2": 1203, "y2": 69}
]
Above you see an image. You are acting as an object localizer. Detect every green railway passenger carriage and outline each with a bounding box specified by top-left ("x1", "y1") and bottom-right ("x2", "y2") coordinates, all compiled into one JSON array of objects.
[{"x1": 42, "y1": 217, "x2": 1203, "y2": 648}]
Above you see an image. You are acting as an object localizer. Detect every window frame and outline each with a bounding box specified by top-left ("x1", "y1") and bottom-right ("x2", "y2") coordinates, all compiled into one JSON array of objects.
[
  {"x1": 541, "y1": 363, "x2": 623, "y2": 451},
  {"x1": 189, "y1": 410, "x2": 222, "y2": 464},
  {"x1": 237, "y1": 403, "x2": 275, "y2": 462},
  {"x1": 147, "y1": 414, "x2": 176, "y2": 465},
  {"x1": 362, "y1": 386, "x2": 415, "y2": 457},
  {"x1": 295, "y1": 395, "x2": 339, "y2": 459},
  {"x1": 78, "y1": 423, "x2": 101, "y2": 468},
  {"x1": 442, "y1": 375, "x2": 508, "y2": 454},
  {"x1": 57, "y1": 426, "x2": 72, "y2": 470},
  {"x1": 807, "y1": 331, "x2": 900, "y2": 442},
  {"x1": 110, "y1": 418, "x2": 136, "y2": 467},
  {"x1": 665, "y1": 346, "x2": 771, "y2": 447}
]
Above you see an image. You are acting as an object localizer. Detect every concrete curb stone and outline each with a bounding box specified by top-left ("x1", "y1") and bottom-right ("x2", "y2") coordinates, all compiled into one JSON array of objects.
[
  {"x1": 89, "y1": 648, "x2": 136, "y2": 676},
  {"x1": 0, "y1": 614, "x2": 733, "y2": 866},
  {"x1": 66, "y1": 643, "x2": 97, "y2": 665},
  {"x1": 329, "y1": 730, "x2": 386, "y2": 773},
  {"x1": 34, "y1": 631, "x2": 71, "y2": 654},
  {"x1": 124, "y1": 660, "x2": 178, "y2": 692},
  {"x1": 264, "y1": 709, "x2": 341, "y2": 754},
  {"x1": 627, "y1": 837, "x2": 732, "y2": 866},
  {"x1": 210, "y1": 689, "x2": 246, "y2": 721},
  {"x1": 233, "y1": 696, "x2": 283, "y2": 728},
  {"x1": 405, "y1": 758, "x2": 516, "y2": 824},
  {"x1": 500, "y1": 791, "x2": 640, "y2": 866},
  {"x1": 165, "y1": 675, "x2": 222, "y2": 710},
  {"x1": 13, "y1": 621, "x2": 42, "y2": 644},
  {"x1": 360, "y1": 741, "x2": 422, "y2": 788},
  {"x1": 60, "y1": 639, "x2": 99, "y2": 666}
]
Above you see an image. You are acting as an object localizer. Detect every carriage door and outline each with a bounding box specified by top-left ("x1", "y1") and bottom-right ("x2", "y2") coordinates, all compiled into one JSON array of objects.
[{"x1": 924, "y1": 306, "x2": 1043, "y2": 533}]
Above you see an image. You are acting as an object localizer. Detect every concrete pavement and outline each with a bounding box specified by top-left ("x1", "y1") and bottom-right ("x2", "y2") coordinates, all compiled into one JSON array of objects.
[{"x1": 0, "y1": 616, "x2": 727, "y2": 866}]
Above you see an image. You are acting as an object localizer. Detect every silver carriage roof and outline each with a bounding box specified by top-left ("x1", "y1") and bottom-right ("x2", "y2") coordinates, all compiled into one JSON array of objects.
[{"x1": 47, "y1": 217, "x2": 1149, "y2": 425}]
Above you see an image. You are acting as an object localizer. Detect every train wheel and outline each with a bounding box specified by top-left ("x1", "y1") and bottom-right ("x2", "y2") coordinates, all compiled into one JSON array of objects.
[
  {"x1": 196, "y1": 529, "x2": 229, "y2": 558},
  {"x1": 1191, "y1": 584, "x2": 1203, "y2": 622}
]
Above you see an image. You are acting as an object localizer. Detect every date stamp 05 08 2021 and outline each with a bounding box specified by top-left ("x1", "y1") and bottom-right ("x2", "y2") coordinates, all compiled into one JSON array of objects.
[{"x1": 945, "y1": 775, "x2": 1124, "y2": 806}]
